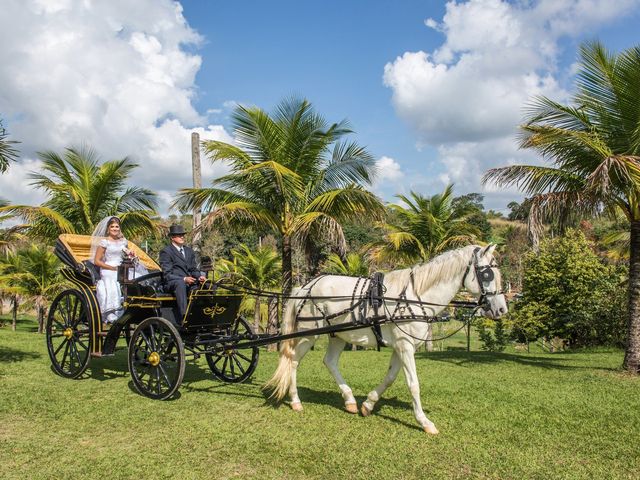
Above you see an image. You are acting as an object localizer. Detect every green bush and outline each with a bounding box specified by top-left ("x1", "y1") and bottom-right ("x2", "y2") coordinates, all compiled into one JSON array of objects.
[
  {"x1": 509, "y1": 229, "x2": 627, "y2": 347},
  {"x1": 476, "y1": 317, "x2": 511, "y2": 351}
]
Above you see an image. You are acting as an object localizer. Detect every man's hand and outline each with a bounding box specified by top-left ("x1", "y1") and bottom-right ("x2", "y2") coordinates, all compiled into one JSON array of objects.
[
  {"x1": 198, "y1": 275, "x2": 206, "y2": 283},
  {"x1": 184, "y1": 276, "x2": 197, "y2": 285}
]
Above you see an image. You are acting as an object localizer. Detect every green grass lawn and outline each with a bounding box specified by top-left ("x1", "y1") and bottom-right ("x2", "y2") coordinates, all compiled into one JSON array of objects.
[{"x1": 1, "y1": 316, "x2": 639, "y2": 480}]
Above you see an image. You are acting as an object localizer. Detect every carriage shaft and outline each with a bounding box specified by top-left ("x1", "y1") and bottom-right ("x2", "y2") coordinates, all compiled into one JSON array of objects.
[{"x1": 212, "y1": 314, "x2": 452, "y2": 350}]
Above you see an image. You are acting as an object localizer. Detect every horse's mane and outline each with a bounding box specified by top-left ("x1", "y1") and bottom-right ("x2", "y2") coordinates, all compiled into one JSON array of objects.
[{"x1": 384, "y1": 245, "x2": 476, "y2": 295}]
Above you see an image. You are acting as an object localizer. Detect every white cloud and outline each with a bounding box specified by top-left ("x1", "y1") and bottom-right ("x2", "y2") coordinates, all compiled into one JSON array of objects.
[
  {"x1": 0, "y1": 0, "x2": 231, "y2": 214},
  {"x1": 376, "y1": 156, "x2": 404, "y2": 182},
  {"x1": 372, "y1": 155, "x2": 406, "y2": 201},
  {"x1": 384, "y1": 0, "x2": 640, "y2": 208}
]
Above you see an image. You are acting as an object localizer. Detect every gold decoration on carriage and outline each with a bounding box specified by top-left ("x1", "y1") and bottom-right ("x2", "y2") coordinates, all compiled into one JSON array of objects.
[{"x1": 203, "y1": 304, "x2": 227, "y2": 319}]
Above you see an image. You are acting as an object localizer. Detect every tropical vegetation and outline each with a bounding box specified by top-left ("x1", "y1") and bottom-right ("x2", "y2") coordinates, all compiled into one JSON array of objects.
[
  {"x1": 1, "y1": 48, "x2": 639, "y2": 376},
  {"x1": 483, "y1": 41, "x2": 640, "y2": 372},
  {"x1": 0, "y1": 118, "x2": 19, "y2": 174},
  {"x1": 508, "y1": 229, "x2": 627, "y2": 348},
  {"x1": 215, "y1": 243, "x2": 281, "y2": 332},
  {"x1": 324, "y1": 251, "x2": 371, "y2": 277},
  {"x1": 174, "y1": 97, "x2": 384, "y2": 294},
  {"x1": 368, "y1": 185, "x2": 481, "y2": 266},
  {"x1": 0, "y1": 146, "x2": 161, "y2": 240},
  {"x1": 0, "y1": 244, "x2": 65, "y2": 333}
]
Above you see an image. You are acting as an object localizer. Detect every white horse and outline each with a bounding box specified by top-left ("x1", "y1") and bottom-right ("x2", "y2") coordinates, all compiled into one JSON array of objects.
[{"x1": 264, "y1": 244, "x2": 508, "y2": 434}]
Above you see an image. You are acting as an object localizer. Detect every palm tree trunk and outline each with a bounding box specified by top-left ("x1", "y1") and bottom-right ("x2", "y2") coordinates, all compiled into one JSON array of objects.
[
  {"x1": 12, "y1": 294, "x2": 18, "y2": 331},
  {"x1": 282, "y1": 235, "x2": 293, "y2": 296},
  {"x1": 624, "y1": 220, "x2": 640, "y2": 373},
  {"x1": 38, "y1": 305, "x2": 45, "y2": 334},
  {"x1": 254, "y1": 296, "x2": 261, "y2": 333},
  {"x1": 267, "y1": 295, "x2": 279, "y2": 352}
]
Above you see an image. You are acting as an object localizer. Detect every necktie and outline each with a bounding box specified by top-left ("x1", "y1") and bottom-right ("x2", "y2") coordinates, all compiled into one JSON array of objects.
[{"x1": 179, "y1": 247, "x2": 185, "y2": 257}]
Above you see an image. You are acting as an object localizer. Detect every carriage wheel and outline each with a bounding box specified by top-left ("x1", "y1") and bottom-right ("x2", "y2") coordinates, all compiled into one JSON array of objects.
[
  {"x1": 206, "y1": 316, "x2": 259, "y2": 383},
  {"x1": 46, "y1": 289, "x2": 92, "y2": 378},
  {"x1": 128, "y1": 317, "x2": 185, "y2": 400}
]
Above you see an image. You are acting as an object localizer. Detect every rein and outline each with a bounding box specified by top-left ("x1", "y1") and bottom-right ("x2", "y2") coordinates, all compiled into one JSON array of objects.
[{"x1": 216, "y1": 281, "x2": 479, "y2": 309}]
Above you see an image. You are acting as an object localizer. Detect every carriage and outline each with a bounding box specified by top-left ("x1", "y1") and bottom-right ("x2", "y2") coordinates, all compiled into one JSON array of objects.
[{"x1": 46, "y1": 234, "x2": 260, "y2": 400}]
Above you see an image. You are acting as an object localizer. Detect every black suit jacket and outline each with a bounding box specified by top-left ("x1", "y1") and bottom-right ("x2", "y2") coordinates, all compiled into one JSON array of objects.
[{"x1": 159, "y1": 244, "x2": 201, "y2": 283}]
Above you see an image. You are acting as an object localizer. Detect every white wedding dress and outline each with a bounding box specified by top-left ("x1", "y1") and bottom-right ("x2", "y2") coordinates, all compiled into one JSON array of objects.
[{"x1": 95, "y1": 238, "x2": 127, "y2": 323}]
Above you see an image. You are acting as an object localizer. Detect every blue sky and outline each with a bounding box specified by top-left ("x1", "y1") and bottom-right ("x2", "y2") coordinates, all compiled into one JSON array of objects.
[
  {"x1": 182, "y1": 0, "x2": 442, "y2": 183},
  {"x1": 1, "y1": 0, "x2": 640, "y2": 215}
]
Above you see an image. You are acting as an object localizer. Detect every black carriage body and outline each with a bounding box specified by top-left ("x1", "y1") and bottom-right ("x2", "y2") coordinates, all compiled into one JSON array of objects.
[{"x1": 183, "y1": 290, "x2": 242, "y2": 330}]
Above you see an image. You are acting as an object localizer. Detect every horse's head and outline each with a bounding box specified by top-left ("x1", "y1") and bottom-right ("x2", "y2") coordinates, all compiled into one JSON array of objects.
[{"x1": 463, "y1": 244, "x2": 508, "y2": 319}]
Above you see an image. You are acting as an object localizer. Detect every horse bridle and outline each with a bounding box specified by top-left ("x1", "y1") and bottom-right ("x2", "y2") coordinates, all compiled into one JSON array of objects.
[{"x1": 463, "y1": 247, "x2": 501, "y2": 305}]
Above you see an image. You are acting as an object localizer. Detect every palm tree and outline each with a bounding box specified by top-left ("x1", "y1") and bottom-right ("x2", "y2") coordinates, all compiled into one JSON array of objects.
[
  {"x1": 0, "y1": 245, "x2": 65, "y2": 333},
  {"x1": 0, "y1": 118, "x2": 19, "y2": 174},
  {"x1": 0, "y1": 251, "x2": 24, "y2": 331},
  {"x1": 368, "y1": 185, "x2": 481, "y2": 266},
  {"x1": 216, "y1": 244, "x2": 281, "y2": 332},
  {"x1": 0, "y1": 226, "x2": 26, "y2": 326},
  {"x1": 324, "y1": 251, "x2": 371, "y2": 277},
  {"x1": 482, "y1": 41, "x2": 640, "y2": 373},
  {"x1": 174, "y1": 97, "x2": 384, "y2": 294},
  {"x1": 0, "y1": 146, "x2": 160, "y2": 240}
]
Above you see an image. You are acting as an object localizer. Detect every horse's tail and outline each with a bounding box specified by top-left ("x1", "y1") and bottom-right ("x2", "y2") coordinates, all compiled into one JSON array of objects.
[{"x1": 263, "y1": 293, "x2": 299, "y2": 401}]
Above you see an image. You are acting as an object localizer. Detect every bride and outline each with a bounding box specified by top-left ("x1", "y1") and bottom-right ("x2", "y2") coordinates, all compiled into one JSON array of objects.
[{"x1": 90, "y1": 216, "x2": 146, "y2": 324}]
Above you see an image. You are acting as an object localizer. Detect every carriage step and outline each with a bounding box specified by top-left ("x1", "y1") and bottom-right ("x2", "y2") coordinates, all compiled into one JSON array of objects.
[{"x1": 91, "y1": 352, "x2": 115, "y2": 358}]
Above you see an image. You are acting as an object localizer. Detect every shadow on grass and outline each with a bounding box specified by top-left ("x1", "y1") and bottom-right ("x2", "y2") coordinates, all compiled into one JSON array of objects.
[
  {"x1": 0, "y1": 344, "x2": 41, "y2": 362},
  {"x1": 0, "y1": 317, "x2": 40, "y2": 333},
  {"x1": 268, "y1": 386, "x2": 412, "y2": 412},
  {"x1": 419, "y1": 350, "x2": 617, "y2": 371},
  {"x1": 83, "y1": 347, "x2": 265, "y2": 400},
  {"x1": 261, "y1": 386, "x2": 423, "y2": 431},
  {"x1": 180, "y1": 362, "x2": 264, "y2": 398}
]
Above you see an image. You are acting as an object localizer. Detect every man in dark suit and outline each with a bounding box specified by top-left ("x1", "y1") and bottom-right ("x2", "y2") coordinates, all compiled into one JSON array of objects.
[{"x1": 159, "y1": 224, "x2": 206, "y2": 317}]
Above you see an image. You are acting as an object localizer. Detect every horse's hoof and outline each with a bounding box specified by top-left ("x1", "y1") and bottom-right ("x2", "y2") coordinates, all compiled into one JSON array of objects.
[
  {"x1": 423, "y1": 424, "x2": 439, "y2": 435},
  {"x1": 360, "y1": 404, "x2": 372, "y2": 417},
  {"x1": 290, "y1": 402, "x2": 303, "y2": 412},
  {"x1": 345, "y1": 402, "x2": 358, "y2": 414}
]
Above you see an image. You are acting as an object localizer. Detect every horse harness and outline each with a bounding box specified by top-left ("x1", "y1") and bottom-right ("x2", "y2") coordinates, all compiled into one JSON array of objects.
[
  {"x1": 294, "y1": 272, "x2": 389, "y2": 349},
  {"x1": 293, "y1": 248, "x2": 500, "y2": 349},
  {"x1": 462, "y1": 247, "x2": 502, "y2": 310}
]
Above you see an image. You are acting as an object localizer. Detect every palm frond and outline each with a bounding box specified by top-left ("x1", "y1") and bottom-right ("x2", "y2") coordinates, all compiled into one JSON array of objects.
[
  {"x1": 173, "y1": 187, "x2": 252, "y2": 213},
  {"x1": 201, "y1": 202, "x2": 280, "y2": 232},
  {"x1": 482, "y1": 165, "x2": 584, "y2": 195},
  {"x1": 0, "y1": 205, "x2": 74, "y2": 234},
  {"x1": 304, "y1": 187, "x2": 384, "y2": 222}
]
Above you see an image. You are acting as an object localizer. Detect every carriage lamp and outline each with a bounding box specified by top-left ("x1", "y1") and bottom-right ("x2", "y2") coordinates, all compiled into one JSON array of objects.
[
  {"x1": 118, "y1": 258, "x2": 136, "y2": 285},
  {"x1": 200, "y1": 256, "x2": 213, "y2": 275}
]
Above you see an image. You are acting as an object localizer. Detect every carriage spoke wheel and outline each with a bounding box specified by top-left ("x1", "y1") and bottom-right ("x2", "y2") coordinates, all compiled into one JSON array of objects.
[
  {"x1": 128, "y1": 317, "x2": 185, "y2": 400},
  {"x1": 46, "y1": 289, "x2": 92, "y2": 378},
  {"x1": 206, "y1": 316, "x2": 259, "y2": 383}
]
